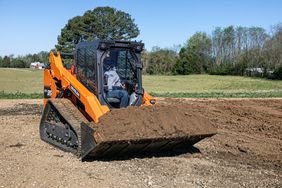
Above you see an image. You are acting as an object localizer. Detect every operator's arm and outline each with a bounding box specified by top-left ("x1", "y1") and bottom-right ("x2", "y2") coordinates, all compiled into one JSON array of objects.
[{"x1": 104, "y1": 71, "x2": 112, "y2": 90}]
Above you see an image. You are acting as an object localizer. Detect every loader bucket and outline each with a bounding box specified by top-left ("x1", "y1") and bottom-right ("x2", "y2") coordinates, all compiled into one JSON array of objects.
[{"x1": 81, "y1": 121, "x2": 215, "y2": 159}]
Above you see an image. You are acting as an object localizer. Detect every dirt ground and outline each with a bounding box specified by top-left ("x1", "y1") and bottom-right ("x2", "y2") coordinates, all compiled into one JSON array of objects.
[{"x1": 0, "y1": 98, "x2": 281, "y2": 188}]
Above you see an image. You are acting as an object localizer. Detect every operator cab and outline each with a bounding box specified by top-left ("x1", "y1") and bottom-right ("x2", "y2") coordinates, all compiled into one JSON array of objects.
[
  {"x1": 74, "y1": 40, "x2": 144, "y2": 108},
  {"x1": 102, "y1": 48, "x2": 139, "y2": 108}
]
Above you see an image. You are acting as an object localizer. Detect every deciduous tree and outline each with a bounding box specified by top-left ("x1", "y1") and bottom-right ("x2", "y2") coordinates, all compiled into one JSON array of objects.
[
  {"x1": 56, "y1": 7, "x2": 140, "y2": 52},
  {"x1": 174, "y1": 32, "x2": 212, "y2": 74}
]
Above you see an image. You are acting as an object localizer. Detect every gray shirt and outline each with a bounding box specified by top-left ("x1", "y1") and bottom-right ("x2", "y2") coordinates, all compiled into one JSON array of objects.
[{"x1": 104, "y1": 68, "x2": 122, "y2": 90}]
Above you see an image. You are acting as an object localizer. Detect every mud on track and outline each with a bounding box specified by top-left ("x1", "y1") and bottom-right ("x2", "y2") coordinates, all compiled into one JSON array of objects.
[{"x1": 0, "y1": 99, "x2": 281, "y2": 187}]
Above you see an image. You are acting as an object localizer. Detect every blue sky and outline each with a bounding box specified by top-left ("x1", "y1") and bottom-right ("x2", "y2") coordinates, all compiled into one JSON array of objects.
[{"x1": 0, "y1": 0, "x2": 281, "y2": 56}]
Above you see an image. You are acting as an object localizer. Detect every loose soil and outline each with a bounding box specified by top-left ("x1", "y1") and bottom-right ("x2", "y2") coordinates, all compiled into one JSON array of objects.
[
  {"x1": 0, "y1": 99, "x2": 281, "y2": 187},
  {"x1": 94, "y1": 104, "x2": 216, "y2": 141}
]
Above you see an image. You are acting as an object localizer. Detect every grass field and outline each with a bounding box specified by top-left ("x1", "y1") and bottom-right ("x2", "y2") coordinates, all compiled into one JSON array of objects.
[
  {"x1": 143, "y1": 75, "x2": 282, "y2": 98},
  {"x1": 0, "y1": 68, "x2": 282, "y2": 98},
  {"x1": 0, "y1": 68, "x2": 42, "y2": 93}
]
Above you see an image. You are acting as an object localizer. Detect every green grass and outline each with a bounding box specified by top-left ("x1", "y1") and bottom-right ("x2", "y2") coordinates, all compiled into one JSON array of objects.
[
  {"x1": 0, "y1": 68, "x2": 43, "y2": 93},
  {"x1": 0, "y1": 91, "x2": 43, "y2": 99},
  {"x1": 151, "y1": 91, "x2": 282, "y2": 98},
  {"x1": 143, "y1": 75, "x2": 282, "y2": 97},
  {"x1": 0, "y1": 68, "x2": 282, "y2": 98}
]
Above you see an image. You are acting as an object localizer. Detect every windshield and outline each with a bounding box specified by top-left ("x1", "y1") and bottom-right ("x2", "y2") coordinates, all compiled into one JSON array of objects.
[
  {"x1": 103, "y1": 48, "x2": 137, "y2": 82},
  {"x1": 102, "y1": 48, "x2": 140, "y2": 108}
]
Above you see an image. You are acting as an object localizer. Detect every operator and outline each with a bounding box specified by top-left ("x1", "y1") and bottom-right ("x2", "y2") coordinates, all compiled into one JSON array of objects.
[{"x1": 104, "y1": 63, "x2": 129, "y2": 108}]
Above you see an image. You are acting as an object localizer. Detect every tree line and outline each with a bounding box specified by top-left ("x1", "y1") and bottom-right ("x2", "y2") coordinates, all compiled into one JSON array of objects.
[
  {"x1": 0, "y1": 51, "x2": 49, "y2": 68},
  {"x1": 142, "y1": 24, "x2": 282, "y2": 79}
]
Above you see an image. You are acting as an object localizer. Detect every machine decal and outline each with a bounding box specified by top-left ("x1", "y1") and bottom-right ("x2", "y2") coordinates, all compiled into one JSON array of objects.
[{"x1": 70, "y1": 85, "x2": 80, "y2": 98}]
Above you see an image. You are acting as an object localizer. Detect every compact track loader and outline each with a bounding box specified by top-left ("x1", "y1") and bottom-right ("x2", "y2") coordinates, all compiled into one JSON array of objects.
[{"x1": 40, "y1": 40, "x2": 215, "y2": 159}]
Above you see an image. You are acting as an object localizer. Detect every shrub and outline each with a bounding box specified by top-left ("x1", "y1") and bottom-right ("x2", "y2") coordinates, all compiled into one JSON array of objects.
[{"x1": 272, "y1": 66, "x2": 282, "y2": 80}]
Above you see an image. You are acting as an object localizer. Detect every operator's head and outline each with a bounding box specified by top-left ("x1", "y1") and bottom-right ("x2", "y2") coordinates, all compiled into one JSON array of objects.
[{"x1": 104, "y1": 59, "x2": 115, "y2": 71}]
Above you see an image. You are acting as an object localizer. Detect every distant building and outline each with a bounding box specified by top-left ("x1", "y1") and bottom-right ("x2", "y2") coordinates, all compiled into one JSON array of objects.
[
  {"x1": 245, "y1": 68, "x2": 264, "y2": 77},
  {"x1": 245, "y1": 67, "x2": 275, "y2": 77},
  {"x1": 30, "y1": 62, "x2": 45, "y2": 69}
]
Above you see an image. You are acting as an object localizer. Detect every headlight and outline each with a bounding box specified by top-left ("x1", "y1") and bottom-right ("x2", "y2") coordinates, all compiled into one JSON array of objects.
[
  {"x1": 99, "y1": 43, "x2": 108, "y2": 50},
  {"x1": 149, "y1": 99, "x2": 156, "y2": 105},
  {"x1": 135, "y1": 44, "x2": 144, "y2": 52}
]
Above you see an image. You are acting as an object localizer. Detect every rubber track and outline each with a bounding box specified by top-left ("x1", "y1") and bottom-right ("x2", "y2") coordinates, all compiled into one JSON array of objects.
[{"x1": 48, "y1": 99, "x2": 88, "y2": 156}]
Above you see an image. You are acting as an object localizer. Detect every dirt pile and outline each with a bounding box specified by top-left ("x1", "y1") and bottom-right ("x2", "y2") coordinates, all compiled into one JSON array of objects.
[
  {"x1": 161, "y1": 98, "x2": 282, "y2": 170},
  {"x1": 93, "y1": 104, "x2": 217, "y2": 141}
]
